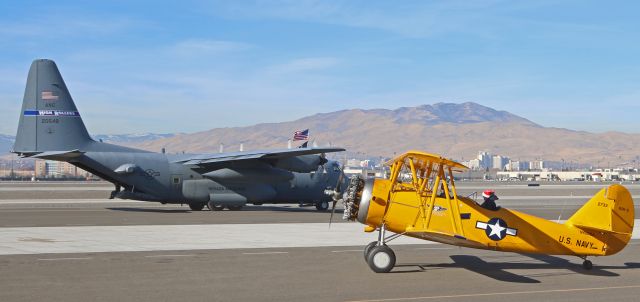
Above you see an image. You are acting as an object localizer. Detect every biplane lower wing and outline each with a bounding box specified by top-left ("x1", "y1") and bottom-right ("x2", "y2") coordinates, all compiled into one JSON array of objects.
[{"x1": 405, "y1": 229, "x2": 487, "y2": 249}]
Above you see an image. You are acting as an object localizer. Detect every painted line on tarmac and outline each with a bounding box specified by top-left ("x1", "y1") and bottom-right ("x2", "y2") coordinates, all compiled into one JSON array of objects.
[
  {"x1": 414, "y1": 247, "x2": 453, "y2": 250},
  {"x1": 144, "y1": 254, "x2": 196, "y2": 258},
  {"x1": 37, "y1": 257, "x2": 92, "y2": 261},
  {"x1": 331, "y1": 249, "x2": 363, "y2": 253},
  {"x1": 242, "y1": 251, "x2": 289, "y2": 255},
  {"x1": 347, "y1": 284, "x2": 640, "y2": 302}
]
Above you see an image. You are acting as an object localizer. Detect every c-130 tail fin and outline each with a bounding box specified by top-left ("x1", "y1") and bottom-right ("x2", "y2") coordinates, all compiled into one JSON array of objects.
[{"x1": 13, "y1": 59, "x2": 93, "y2": 155}]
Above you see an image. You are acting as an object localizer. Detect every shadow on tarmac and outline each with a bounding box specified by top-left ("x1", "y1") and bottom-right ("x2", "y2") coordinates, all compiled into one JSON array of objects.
[
  {"x1": 106, "y1": 207, "x2": 193, "y2": 213},
  {"x1": 106, "y1": 205, "x2": 342, "y2": 214},
  {"x1": 393, "y1": 254, "x2": 640, "y2": 283}
]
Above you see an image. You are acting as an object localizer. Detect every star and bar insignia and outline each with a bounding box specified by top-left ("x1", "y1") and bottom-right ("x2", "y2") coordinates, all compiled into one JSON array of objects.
[{"x1": 476, "y1": 218, "x2": 517, "y2": 241}]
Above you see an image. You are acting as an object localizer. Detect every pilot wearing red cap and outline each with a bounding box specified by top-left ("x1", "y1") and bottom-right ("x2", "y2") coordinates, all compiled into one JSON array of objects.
[{"x1": 481, "y1": 189, "x2": 500, "y2": 211}]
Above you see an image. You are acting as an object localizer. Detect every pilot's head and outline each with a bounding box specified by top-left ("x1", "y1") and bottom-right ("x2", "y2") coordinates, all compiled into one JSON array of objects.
[{"x1": 482, "y1": 189, "x2": 498, "y2": 200}]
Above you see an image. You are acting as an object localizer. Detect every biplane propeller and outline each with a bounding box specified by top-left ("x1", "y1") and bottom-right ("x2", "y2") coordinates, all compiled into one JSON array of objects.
[{"x1": 335, "y1": 150, "x2": 635, "y2": 273}]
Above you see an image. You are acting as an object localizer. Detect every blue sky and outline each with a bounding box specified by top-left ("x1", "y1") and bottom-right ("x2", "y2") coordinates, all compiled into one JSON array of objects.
[{"x1": 1, "y1": 0, "x2": 639, "y2": 135}]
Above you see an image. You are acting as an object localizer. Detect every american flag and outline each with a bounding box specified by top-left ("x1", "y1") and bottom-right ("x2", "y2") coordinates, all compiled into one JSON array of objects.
[
  {"x1": 293, "y1": 129, "x2": 309, "y2": 141},
  {"x1": 41, "y1": 91, "x2": 58, "y2": 101}
]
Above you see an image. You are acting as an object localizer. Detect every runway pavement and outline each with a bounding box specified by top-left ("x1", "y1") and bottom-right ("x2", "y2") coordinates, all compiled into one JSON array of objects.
[
  {"x1": 1, "y1": 243, "x2": 638, "y2": 302},
  {"x1": 0, "y1": 181, "x2": 639, "y2": 301}
]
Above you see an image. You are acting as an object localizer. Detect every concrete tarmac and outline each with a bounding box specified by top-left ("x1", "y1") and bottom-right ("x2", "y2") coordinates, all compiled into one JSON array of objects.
[
  {"x1": 0, "y1": 181, "x2": 639, "y2": 301},
  {"x1": 0, "y1": 181, "x2": 639, "y2": 227},
  {"x1": 0, "y1": 243, "x2": 638, "y2": 302}
]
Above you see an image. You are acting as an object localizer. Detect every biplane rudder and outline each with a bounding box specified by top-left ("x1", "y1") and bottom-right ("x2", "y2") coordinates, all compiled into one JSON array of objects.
[{"x1": 565, "y1": 184, "x2": 634, "y2": 255}]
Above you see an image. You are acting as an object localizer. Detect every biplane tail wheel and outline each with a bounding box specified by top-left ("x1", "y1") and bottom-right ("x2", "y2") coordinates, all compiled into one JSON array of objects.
[
  {"x1": 582, "y1": 260, "x2": 593, "y2": 270},
  {"x1": 364, "y1": 241, "x2": 378, "y2": 261},
  {"x1": 367, "y1": 245, "x2": 396, "y2": 273}
]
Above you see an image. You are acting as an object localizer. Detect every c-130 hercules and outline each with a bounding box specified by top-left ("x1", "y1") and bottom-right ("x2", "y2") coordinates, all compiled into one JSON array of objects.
[{"x1": 12, "y1": 59, "x2": 346, "y2": 211}]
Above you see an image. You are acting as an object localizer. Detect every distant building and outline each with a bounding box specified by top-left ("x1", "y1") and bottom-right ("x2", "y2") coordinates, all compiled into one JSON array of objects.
[
  {"x1": 506, "y1": 160, "x2": 528, "y2": 171},
  {"x1": 497, "y1": 170, "x2": 624, "y2": 181},
  {"x1": 492, "y1": 155, "x2": 509, "y2": 170},
  {"x1": 346, "y1": 159, "x2": 361, "y2": 167},
  {"x1": 35, "y1": 160, "x2": 91, "y2": 178},
  {"x1": 478, "y1": 151, "x2": 493, "y2": 169},
  {"x1": 464, "y1": 159, "x2": 481, "y2": 170},
  {"x1": 529, "y1": 160, "x2": 545, "y2": 170}
]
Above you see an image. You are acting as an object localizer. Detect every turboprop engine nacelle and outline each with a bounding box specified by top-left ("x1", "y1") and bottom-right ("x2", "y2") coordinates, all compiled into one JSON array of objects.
[
  {"x1": 274, "y1": 154, "x2": 327, "y2": 173},
  {"x1": 203, "y1": 167, "x2": 294, "y2": 183}
]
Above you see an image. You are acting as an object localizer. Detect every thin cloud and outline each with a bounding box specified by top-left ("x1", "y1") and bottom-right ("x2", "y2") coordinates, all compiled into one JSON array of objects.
[
  {"x1": 266, "y1": 57, "x2": 340, "y2": 75},
  {"x1": 170, "y1": 39, "x2": 253, "y2": 56},
  {"x1": 0, "y1": 15, "x2": 141, "y2": 38}
]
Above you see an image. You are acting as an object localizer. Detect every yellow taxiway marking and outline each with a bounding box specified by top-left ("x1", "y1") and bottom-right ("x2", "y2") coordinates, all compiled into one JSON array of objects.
[
  {"x1": 242, "y1": 251, "x2": 289, "y2": 255},
  {"x1": 37, "y1": 257, "x2": 92, "y2": 261},
  {"x1": 347, "y1": 285, "x2": 640, "y2": 302}
]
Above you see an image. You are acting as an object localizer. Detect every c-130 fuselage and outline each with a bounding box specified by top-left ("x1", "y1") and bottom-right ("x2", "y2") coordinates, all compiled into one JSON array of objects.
[{"x1": 13, "y1": 59, "x2": 345, "y2": 211}]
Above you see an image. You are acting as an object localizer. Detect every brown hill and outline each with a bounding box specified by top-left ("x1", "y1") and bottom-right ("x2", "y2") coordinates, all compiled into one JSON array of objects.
[{"x1": 131, "y1": 102, "x2": 640, "y2": 166}]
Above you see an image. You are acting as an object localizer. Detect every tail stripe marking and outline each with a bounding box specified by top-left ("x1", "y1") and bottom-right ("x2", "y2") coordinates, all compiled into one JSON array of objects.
[{"x1": 24, "y1": 110, "x2": 80, "y2": 117}]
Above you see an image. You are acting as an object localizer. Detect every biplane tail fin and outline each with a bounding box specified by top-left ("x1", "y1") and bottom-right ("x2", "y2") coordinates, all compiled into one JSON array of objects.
[{"x1": 566, "y1": 184, "x2": 634, "y2": 254}]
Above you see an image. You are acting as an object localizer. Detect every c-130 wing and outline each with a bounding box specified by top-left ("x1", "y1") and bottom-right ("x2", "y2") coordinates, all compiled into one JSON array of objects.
[{"x1": 173, "y1": 147, "x2": 345, "y2": 172}]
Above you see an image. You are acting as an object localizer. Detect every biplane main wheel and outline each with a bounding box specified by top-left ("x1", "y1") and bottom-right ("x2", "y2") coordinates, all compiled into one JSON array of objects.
[
  {"x1": 364, "y1": 241, "x2": 378, "y2": 261},
  {"x1": 188, "y1": 203, "x2": 205, "y2": 211},
  {"x1": 583, "y1": 260, "x2": 593, "y2": 270},
  {"x1": 367, "y1": 245, "x2": 396, "y2": 273},
  {"x1": 207, "y1": 201, "x2": 224, "y2": 211},
  {"x1": 315, "y1": 201, "x2": 329, "y2": 211}
]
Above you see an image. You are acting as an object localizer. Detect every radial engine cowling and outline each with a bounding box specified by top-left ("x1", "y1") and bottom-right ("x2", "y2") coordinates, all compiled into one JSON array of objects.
[{"x1": 340, "y1": 175, "x2": 386, "y2": 228}]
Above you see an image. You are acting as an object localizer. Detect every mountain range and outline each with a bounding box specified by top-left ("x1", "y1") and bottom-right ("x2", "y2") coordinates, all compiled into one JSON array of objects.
[
  {"x1": 130, "y1": 102, "x2": 639, "y2": 166},
  {"x1": 1, "y1": 103, "x2": 639, "y2": 166}
]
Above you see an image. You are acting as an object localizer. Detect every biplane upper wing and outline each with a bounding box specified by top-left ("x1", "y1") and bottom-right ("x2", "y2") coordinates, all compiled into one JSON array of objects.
[{"x1": 385, "y1": 150, "x2": 468, "y2": 171}]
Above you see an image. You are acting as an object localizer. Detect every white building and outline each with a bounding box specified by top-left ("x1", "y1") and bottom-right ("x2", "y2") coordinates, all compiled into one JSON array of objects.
[
  {"x1": 492, "y1": 155, "x2": 509, "y2": 170},
  {"x1": 497, "y1": 170, "x2": 623, "y2": 181},
  {"x1": 529, "y1": 160, "x2": 545, "y2": 170},
  {"x1": 506, "y1": 160, "x2": 529, "y2": 171},
  {"x1": 464, "y1": 159, "x2": 481, "y2": 170}
]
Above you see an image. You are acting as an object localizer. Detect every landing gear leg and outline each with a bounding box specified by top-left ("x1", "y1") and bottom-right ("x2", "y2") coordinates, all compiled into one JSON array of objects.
[
  {"x1": 581, "y1": 256, "x2": 593, "y2": 270},
  {"x1": 109, "y1": 184, "x2": 121, "y2": 199},
  {"x1": 365, "y1": 224, "x2": 396, "y2": 273}
]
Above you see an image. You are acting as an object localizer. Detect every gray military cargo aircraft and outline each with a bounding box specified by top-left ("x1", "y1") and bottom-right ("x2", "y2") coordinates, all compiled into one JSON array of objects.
[{"x1": 12, "y1": 59, "x2": 346, "y2": 211}]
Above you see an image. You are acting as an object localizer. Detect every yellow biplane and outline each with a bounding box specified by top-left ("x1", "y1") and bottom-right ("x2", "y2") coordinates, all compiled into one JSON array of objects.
[{"x1": 335, "y1": 150, "x2": 635, "y2": 273}]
